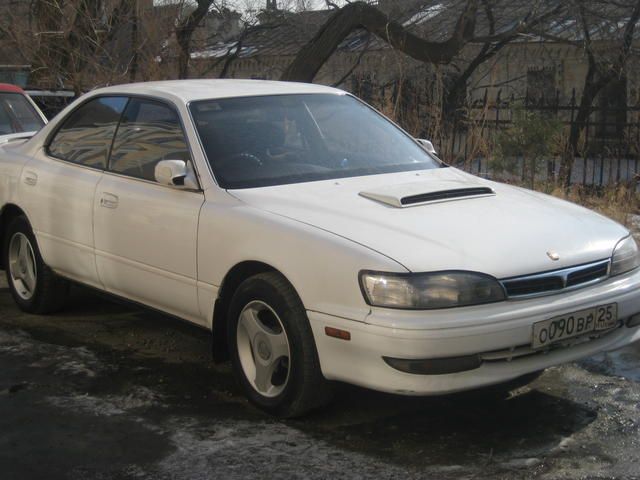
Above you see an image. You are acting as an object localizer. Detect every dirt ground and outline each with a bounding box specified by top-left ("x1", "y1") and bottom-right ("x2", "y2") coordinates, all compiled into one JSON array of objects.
[{"x1": 1, "y1": 275, "x2": 640, "y2": 480}]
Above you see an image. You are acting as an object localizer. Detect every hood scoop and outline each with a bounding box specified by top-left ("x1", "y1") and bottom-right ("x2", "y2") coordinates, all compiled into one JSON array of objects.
[{"x1": 360, "y1": 182, "x2": 495, "y2": 208}]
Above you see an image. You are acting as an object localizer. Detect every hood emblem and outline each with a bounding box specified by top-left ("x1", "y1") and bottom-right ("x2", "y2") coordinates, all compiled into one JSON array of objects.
[{"x1": 547, "y1": 251, "x2": 560, "y2": 261}]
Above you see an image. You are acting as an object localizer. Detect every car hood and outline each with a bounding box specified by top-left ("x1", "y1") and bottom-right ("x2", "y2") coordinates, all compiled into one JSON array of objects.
[{"x1": 228, "y1": 168, "x2": 628, "y2": 278}]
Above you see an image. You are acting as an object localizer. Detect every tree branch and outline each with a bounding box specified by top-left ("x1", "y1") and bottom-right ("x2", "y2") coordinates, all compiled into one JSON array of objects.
[{"x1": 281, "y1": 0, "x2": 479, "y2": 82}]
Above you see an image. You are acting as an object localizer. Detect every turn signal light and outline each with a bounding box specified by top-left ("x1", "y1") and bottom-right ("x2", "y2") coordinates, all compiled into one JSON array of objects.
[{"x1": 325, "y1": 327, "x2": 351, "y2": 341}]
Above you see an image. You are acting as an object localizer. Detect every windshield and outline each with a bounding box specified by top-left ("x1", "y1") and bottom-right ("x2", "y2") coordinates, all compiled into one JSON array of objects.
[
  {"x1": 189, "y1": 94, "x2": 440, "y2": 189},
  {"x1": 0, "y1": 93, "x2": 45, "y2": 135}
]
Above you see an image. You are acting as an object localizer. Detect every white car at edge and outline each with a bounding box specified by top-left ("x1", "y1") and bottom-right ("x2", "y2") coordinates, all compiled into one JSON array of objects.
[{"x1": 1, "y1": 80, "x2": 639, "y2": 417}]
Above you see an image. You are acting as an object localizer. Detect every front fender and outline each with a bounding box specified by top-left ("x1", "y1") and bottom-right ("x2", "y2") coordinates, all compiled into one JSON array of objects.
[{"x1": 197, "y1": 198, "x2": 407, "y2": 323}]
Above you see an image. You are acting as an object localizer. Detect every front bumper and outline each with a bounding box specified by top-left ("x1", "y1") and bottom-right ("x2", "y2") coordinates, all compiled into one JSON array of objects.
[{"x1": 308, "y1": 268, "x2": 640, "y2": 395}]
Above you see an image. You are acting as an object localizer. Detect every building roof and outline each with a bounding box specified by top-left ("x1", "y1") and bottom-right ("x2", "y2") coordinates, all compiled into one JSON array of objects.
[{"x1": 91, "y1": 79, "x2": 345, "y2": 103}]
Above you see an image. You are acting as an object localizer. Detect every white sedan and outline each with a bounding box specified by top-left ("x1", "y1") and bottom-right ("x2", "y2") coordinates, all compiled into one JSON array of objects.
[{"x1": 1, "y1": 80, "x2": 639, "y2": 417}]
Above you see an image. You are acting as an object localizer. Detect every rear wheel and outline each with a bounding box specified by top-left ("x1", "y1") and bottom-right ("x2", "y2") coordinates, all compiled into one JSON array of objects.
[
  {"x1": 227, "y1": 272, "x2": 332, "y2": 417},
  {"x1": 3, "y1": 215, "x2": 69, "y2": 314}
]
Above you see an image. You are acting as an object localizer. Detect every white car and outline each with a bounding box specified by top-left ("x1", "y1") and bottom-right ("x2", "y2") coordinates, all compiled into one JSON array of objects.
[{"x1": 1, "y1": 80, "x2": 639, "y2": 417}]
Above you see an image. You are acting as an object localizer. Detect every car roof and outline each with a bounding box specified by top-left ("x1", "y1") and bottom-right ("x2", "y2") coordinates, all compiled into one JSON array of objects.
[
  {"x1": 0, "y1": 83, "x2": 26, "y2": 94},
  {"x1": 91, "y1": 79, "x2": 344, "y2": 104}
]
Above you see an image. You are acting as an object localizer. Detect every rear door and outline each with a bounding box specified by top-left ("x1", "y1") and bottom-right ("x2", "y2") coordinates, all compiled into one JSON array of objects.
[
  {"x1": 93, "y1": 97, "x2": 205, "y2": 324},
  {"x1": 20, "y1": 96, "x2": 127, "y2": 288}
]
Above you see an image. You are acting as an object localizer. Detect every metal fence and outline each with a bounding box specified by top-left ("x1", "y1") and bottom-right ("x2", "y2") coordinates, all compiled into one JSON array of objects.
[
  {"x1": 26, "y1": 90, "x2": 76, "y2": 120},
  {"x1": 464, "y1": 155, "x2": 640, "y2": 187},
  {"x1": 350, "y1": 75, "x2": 640, "y2": 186},
  {"x1": 449, "y1": 87, "x2": 640, "y2": 186}
]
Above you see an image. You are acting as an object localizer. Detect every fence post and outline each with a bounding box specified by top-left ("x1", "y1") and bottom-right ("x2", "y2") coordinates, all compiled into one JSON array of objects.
[
  {"x1": 565, "y1": 88, "x2": 578, "y2": 186},
  {"x1": 495, "y1": 89, "x2": 501, "y2": 128},
  {"x1": 478, "y1": 89, "x2": 488, "y2": 174}
]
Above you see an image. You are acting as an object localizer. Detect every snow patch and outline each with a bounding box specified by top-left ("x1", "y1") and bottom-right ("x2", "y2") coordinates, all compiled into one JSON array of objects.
[
  {"x1": 47, "y1": 394, "x2": 126, "y2": 417},
  {"x1": 191, "y1": 42, "x2": 257, "y2": 59},
  {"x1": 46, "y1": 386, "x2": 165, "y2": 417},
  {"x1": 500, "y1": 457, "x2": 541, "y2": 469},
  {"x1": 155, "y1": 418, "x2": 414, "y2": 480},
  {"x1": 403, "y1": 4, "x2": 445, "y2": 27},
  {"x1": 0, "y1": 330, "x2": 108, "y2": 378}
]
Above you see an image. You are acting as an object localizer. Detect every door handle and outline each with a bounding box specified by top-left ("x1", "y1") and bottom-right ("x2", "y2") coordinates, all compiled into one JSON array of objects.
[
  {"x1": 23, "y1": 171, "x2": 38, "y2": 186},
  {"x1": 99, "y1": 192, "x2": 119, "y2": 209}
]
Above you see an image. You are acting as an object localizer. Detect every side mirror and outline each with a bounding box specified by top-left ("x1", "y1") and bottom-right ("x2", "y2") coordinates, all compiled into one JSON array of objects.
[
  {"x1": 155, "y1": 160, "x2": 198, "y2": 190},
  {"x1": 416, "y1": 138, "x2": 437, "y2": 155}
]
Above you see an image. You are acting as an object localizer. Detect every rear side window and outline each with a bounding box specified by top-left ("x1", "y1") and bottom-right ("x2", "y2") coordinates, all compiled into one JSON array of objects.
[
  {"x1": 109, "y1": 98, "x2": 190, "y2": 182},
  {"x1": 48, "y1": 96, "x2": 128, "y2": 169},
  {"x1": 0, "y1": 93, "x2": 45, "y2": 134}
]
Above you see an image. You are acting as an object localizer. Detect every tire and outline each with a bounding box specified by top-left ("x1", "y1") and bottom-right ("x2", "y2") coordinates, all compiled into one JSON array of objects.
[
  {"x1": 3, "y1": 215, "x2": 69, "y2": 314},
  {"x1": 227, "y1": 271, "x2": 332, "y2": 417}
]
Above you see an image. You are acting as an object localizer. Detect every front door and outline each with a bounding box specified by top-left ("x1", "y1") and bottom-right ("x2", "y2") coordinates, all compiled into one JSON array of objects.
[{"x1": 93, "y1": 97, "x2": 205, "y2": 324}]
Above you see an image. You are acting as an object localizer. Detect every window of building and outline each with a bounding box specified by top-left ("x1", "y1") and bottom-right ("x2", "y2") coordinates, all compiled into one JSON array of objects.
[{"x1": 526, "y1": 67, "x2": 556, "y2": 106}]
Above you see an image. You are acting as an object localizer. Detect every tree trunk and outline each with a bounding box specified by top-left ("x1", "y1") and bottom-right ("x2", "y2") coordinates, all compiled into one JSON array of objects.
[
  {"x1": 559, "y1": 59, "x2": 609, "y2": 185},
  {"x1": 176, "y1": 0, "x2": 213, "y2": 79}
]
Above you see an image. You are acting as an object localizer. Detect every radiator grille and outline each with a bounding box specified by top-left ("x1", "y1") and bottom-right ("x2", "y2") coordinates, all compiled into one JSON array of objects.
[{"x1": 501, "y1": 259, "x2": 610, "y2": 298}]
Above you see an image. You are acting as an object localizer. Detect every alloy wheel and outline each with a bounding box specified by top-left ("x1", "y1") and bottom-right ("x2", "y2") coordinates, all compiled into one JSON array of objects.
[
  {"x1": 236, "y1": 300, "x2": 291, "y2": 398},
  {"x1": 8, "y1": 232, "x2": 37, "y2": 300}
]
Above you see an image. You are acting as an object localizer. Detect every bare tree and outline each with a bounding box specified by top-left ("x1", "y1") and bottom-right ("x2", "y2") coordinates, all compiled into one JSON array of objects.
[
  {"x1": 175, "y1": 0, "x2": 218, "y2": 79},
  {"x1": 559, "y1": 0, "x2": 640, "y2": 185},
  {"x1": 1, "y1": 0, "x2": 137, "y2": 93},
  {"x1": 281, "y1": 0, "x2": 480, "y2": 82},
  {"x1": 280, "y1": 0, "x2": 565, "y2": 86}
]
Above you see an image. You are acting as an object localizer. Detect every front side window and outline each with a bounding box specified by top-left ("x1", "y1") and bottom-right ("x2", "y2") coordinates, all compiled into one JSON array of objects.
[
  {"x1": 189, "y1": 94, "x2": 440, "y2": 189},
  {"x1": 109, "y1": 98, "x2": 190, "y2": 182},
  {"x1": 0, "y1": 93, "x2": 45, "y2": 134},
  {"x1": 48, "y1": 96, "x2": 128, "y2": 168}
]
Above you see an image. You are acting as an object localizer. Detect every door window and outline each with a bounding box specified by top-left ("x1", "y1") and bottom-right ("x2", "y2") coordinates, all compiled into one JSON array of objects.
[
  {"x1": 108, "y1": 99, "x2": 190, "y2": 182},
  {"x1": 48, "y1": 96, "x2": 128, "y2": 169}
]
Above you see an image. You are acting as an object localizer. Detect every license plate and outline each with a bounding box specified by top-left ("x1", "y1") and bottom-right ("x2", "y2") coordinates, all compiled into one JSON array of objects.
[{"x1": 532, "y1": 303, "x2": 618, "y2": 349}]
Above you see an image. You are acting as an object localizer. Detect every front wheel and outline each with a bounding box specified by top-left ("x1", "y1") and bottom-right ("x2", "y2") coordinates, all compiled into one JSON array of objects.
[
  {"x1": 227, "y1": 272, "x2": 332, "y2": 417},
  {"x1": 3, "y1": 215, "x2": 69, "y2": 314}
]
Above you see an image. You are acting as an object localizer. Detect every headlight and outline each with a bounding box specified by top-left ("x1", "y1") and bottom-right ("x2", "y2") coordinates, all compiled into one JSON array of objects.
[
  {"x1": 359, "y1": 271, "x2": 506, "y2": 309},
  {"x1": 611, "y1": 236, "x2": 640, "y2": 276}
]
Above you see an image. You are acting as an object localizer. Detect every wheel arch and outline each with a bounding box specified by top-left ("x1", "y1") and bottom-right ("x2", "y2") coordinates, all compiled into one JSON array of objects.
[
  {"x1": 0, "y1": 204, "x2": 28, "y2": 270},
  {"x1": 212, "y1": 260, "x2": 298, "y2": 363}
]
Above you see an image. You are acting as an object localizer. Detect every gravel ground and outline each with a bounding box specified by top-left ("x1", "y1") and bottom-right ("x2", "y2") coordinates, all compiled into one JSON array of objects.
[{"x1": 1, "y1": 275, "x2": 640, "y2": 480}]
